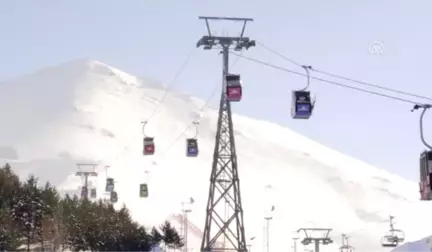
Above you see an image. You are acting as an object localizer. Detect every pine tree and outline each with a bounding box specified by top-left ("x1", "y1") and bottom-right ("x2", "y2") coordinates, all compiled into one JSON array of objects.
[
  {"x1": 161, "y1": 220, "x2": 184, "y2": 249},
  {"x1": 0, "y1": 164, "x2": 172, "y2": 251}
]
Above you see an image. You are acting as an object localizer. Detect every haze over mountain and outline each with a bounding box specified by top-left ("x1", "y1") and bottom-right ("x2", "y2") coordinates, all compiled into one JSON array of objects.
[{"x1": 0, "y1": 59, "x2": 431, "y2": 252}]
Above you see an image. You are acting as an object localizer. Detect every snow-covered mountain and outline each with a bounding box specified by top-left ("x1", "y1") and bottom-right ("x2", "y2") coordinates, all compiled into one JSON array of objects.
[
  {"x1": 392, "y1": 236, "x2": 432, "y2": 252},
  {"x1": 1, "y1": 59, "x2": 432, "y2": 252}
]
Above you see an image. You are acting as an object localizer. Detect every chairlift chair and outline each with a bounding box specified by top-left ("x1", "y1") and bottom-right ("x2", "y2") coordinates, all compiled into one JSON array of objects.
[
  {"x1": 380, "y1": 235, "x2": 399, "y2": 247},
  {"x1": 392, "y1": 229, "x2": 405, "y2": 243},
  {"x1": 225, "y1": 74, "x2": 242, "y2": 102}
]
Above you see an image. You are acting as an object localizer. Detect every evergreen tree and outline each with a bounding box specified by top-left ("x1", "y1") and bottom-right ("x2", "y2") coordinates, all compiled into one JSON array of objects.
[
  {"x1": 0, "y1": 164, "x2": 182, "y2": 252},
  {"x1": 161, "y1": 220, "x2": 184, "y2": 249}
]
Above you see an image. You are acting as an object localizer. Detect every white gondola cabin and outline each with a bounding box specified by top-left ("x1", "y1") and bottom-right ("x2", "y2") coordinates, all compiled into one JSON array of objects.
[
  {"x1": 225, "y1": 74, "x2": 242, "y2": 102},
  {"x1": 186, "y1": 138, "x2": 198, "y2": 157},
  {"x1": 420, "y1": 150, "x2": 432, "y2": 200},
  {"x1": 81, "y1": 187, "x2": 88, "y2": 198},
  {"x1": 90, "y1": 188, "x2": 97, "y2": 199},
  {"x1": 140, "y1": 183, "x2": 149, "y2": 198},
  {"x1": 143, "y1": 137, "x2": 155, "y2": 155},
  {"x1": 291, "y1": 91, "x2": 313, "y2": 119},
  {"x1": 105, "y1": 178, "x2": 114, "y2": 192},
  {"x1": 380, "y1": 235, "x2": 398, "y2": 247},
  {"x1": 110, "y1": 191, "x2": 118, "y2": 203}
]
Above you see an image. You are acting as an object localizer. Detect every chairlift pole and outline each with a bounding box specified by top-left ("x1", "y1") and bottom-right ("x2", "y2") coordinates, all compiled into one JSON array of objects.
[
  {"x1": 181, "y1": 198, "x2": 194, "y2": 252},
  {"x1": 75, "y1": 163, "x2": 98, "y2": 200},
  {"x1": 292, "y1": 236, "x2": 299, "y2": 252}
]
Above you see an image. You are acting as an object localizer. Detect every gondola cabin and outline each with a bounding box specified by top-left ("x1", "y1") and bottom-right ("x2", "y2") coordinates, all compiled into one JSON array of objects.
[
  {"x1": 420, "y1": 150, "x2": 432, "y2": 200},
  {"x1": 186, "y1": 138, "x2": 198, "y2": 157},
  {"x1": 110, "y1": 191, "x2": 118, "y2": 203},
  {"x1": 105, "y1": 178, "x2": 114, "y2": 192},
  {"x1": 291, "y1": 91, "x2": 313, "y2": 119},
  {"x1": 90, "y1": 188, "x2": 97, "y2": 199},
  {"x1": 143, "y1": 137, "x2": 155, "y2": 155},
  {"x1": 380, "y1": 235, "x2": 398, "y2": 247},
  {"x1": 339, "y1": 245, "x2": 354, "y2": 252},
  {"x1": 381, "y1": 230, "x2": 405, "y2": 247},
  {"x1": 81, "y1": 187, "x2": 88, "y2": 198},
  {"x1": 140, "y1": 183, "x2": 149, "y2": 198},
  {"x1": 225, "y1": 74, "x2": 242, "y2": 102}
]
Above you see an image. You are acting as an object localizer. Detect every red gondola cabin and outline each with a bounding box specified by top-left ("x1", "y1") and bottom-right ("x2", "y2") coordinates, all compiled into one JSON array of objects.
[
  {"x1": 419, "y1": 150, "x2": 432, "y2": 200},
  {"x1": 226, "y1": 74, "x2": 242, "y2": 102},
  {"x1": 143, "y1": 137, "x2": 155, "y2": 155}
]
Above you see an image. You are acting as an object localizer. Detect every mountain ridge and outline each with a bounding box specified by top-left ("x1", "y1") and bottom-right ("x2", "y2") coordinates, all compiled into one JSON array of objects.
[{"x1": 0, "y1": 58, "x2": 430, "y2": 252}]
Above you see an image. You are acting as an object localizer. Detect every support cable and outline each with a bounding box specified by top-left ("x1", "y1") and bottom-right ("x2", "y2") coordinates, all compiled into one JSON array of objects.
[
  {"x1": 158, "y1": 52, "x2": 243, "y2": 159},
  {"x1": 230, "y1": 52, "x2": 419, "y2": 105},
  {"x1": 257, "y1": 41, "x2": 432, "y2": 102},
  {"x1": 146, "y1": 46, "x2": 197, "y2": 122},
  {"x1": 103, "y1": 46, "x2": 197, "y2": 167}
]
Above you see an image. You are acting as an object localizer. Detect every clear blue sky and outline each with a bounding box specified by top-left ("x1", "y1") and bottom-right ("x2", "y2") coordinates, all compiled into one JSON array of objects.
[{"x1": 0, "y1": 0, "x2": 431, "y2": 181}]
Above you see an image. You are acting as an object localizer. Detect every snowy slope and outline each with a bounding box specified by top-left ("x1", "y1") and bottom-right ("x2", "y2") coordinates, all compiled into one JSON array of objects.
[
  {"x1": 1, "y1": 59, "x2": 432, "y2": 252},
  {"x1": 392, "y1": 236, "x2": 432, "y2": 252}
]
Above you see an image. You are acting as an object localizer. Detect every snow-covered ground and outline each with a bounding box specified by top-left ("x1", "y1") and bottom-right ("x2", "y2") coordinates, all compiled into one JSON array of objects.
[{"x1": 0, "y1": 59, "x2": 431, "y2": 252}]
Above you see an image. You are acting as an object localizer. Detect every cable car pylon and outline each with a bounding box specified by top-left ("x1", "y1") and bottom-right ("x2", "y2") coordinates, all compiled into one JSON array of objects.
[
  {"x1": 196, "y1": 16, "x2": 255, "y2": 252},
  {"x1": 412, "y1": 104, "x2": 432, "y2": 200}
]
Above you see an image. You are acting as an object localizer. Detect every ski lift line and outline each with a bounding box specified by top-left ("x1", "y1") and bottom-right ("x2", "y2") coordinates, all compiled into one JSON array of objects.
[
  {"x1": 257, "y1": 41, "x2": 432, "y2": 102},
  {"x1": 230, "y1": 52, "x2": 419, "y2": 105},
  {"x1": 158, "y1": 53, "x2": 244, "y2": 158},
  {"x1": 100, "y1": 47, "x2": 197, "y2": 167},
  {"x1": 146, "y1": 46, "x2": 197, "y2": 122}
]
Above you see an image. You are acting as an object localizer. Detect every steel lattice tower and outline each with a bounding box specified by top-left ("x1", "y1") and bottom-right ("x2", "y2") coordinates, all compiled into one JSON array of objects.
[{"x1": 196, "y1": 16, "x2": 255, "y2": 252}]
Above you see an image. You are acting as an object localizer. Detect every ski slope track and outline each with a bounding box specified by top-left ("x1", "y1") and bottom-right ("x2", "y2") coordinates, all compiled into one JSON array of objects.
[{"x1": 1, "y1": 59, "x2": 432, "y2": 252}]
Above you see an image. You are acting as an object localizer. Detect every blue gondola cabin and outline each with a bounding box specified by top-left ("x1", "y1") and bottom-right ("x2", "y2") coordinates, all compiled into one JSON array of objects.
[
  {"x1": 143, "y1": 137, "x2": 155, "y2": 155},
  {"x1": 105, "y1": 178, "x2": 114, "y2": 192},
  {"x1": 140, "y1": 183, "x2": 149, "y2": 198},
  {"x1": 110, "y1": 191, "x2": 118, "y2": 203},
  {"x1": 186, "y1": 138, "x2": 198, "y2": 157},
  {"x1": 226, "y1": 74, "x2": 242, "y2": 102},
  {"x1": 291, "y1": 90, "x2": 313, "y2": 119}
]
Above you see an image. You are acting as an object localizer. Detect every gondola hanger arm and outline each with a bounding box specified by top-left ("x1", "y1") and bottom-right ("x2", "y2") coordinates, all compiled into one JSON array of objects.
[
  {"x1": 300, "y1": 65, "x2": 313, "y2": 91},
  {"x1": 412, "y1": 104, "x2": 432, "y2": 150},
  {"x1": 192, "y1": 120, "x2": 200, "y2": 139},
  {"x1": 141, "y1": 121, "x2": 148, "y2": 137}
]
